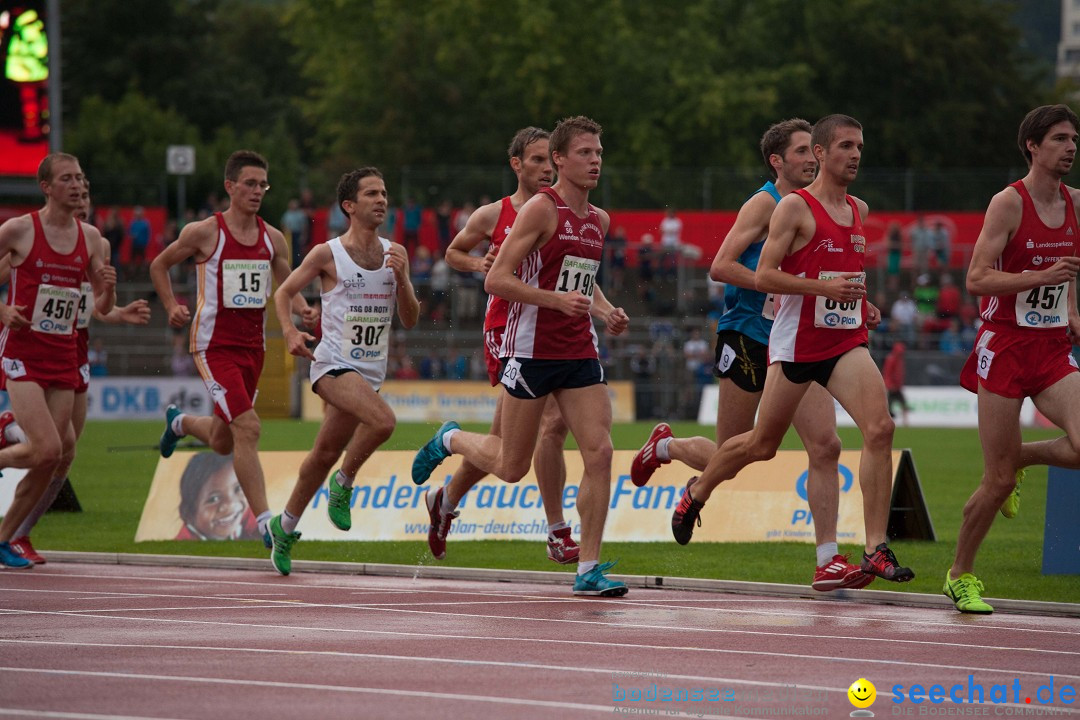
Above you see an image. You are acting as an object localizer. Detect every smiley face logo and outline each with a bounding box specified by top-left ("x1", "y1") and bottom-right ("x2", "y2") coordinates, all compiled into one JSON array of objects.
[{"x1": 848, "y1": 678, "x2": 876, "y2": 709}]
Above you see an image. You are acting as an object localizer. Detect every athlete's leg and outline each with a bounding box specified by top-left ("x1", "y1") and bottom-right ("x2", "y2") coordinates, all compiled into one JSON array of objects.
[
  {"x1": 693, "y1": 364, "x2": 809, "y2": 503},
  {"x1": 533, "y1": 395, "x2": 569, "y2": 525},
  {"x1": 791, "y1": 382, "x2": 842, "y2": 547},
  {"x1": 445, "y1": 394, "x2": 546, "y2": 483},
  {"x1": 552, "y1": 384, "x2": 613, "y2": 564},
  {"x1": 337, "y1": 379, "x2": 397, "y2": 480},
  {"x1": 1017, "y1": 373, "x2": 1080, "y2": 469},
  {"x1": 951, "y1": 388, "x2": 1024, "y2": 577},
  {"x1": 228, "y1": 409, "x2": 267, "y2": 517},
  {"x1": 824, "y1": 348, "x2": 895, "y2": 552},
  {"x1": 443, "y1": 394, "x2": 503, "y2": 507},
  {"x1": 0, "y1": 384, "x2": 71, "y2": 543}
]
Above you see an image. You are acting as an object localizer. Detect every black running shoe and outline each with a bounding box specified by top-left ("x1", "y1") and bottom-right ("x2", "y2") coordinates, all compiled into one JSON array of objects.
[
  {"x1": 671, "y1": 477, "x2": 705, "y2": 545},
  {"x1": 861, "y1": 542, "x2": 915, "y2": 582}
]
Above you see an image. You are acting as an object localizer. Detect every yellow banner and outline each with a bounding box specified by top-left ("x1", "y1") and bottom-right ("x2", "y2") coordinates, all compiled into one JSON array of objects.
[
  {"x1": 137, "y1": 450, "x2": 909, "y2": 544},
  {"x1": 301, "y1": 379, "x2": 635, "y2": 423}
]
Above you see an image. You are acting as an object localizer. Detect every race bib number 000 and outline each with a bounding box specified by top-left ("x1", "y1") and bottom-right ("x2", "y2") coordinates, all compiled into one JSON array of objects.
[
  {"x1": 31, "y1": 283, "x2": 81, "y2": 335},
  {"x1": 222, "y1": 260, "x2": 270, "y2": 309},
  {"x1": 814, "y1": 271, "x2": 863, "y2": 329}
]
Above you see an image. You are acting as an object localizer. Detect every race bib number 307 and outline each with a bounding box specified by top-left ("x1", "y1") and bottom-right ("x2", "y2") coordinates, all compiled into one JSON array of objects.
[
  {"x1": 222, "y1": 260, "x2": 270, "y2": 309},
  {"x1": 32, "y1": 283, "x2": 81, "y2": 335}
]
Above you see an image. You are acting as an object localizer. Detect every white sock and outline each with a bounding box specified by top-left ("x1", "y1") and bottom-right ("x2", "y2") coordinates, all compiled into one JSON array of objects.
[
  {"x1": 577, "y1": 560, "x2": 598, "y2": 576},
  {"x1": 817, "y1": 542, "x2": 839, "y2": 567},
  {"x1": 442, "y1": 428, "x2": 459, "y2": 453},
  {"x1": 256, "y1": 511, "x2": 272, "y2": 537},
  {"x1": 170, "y1": 414, "x2": 187, "y2": 437},
  {"x1": 441, "y1": 488, "x2": 458, "y2": 513},
  {"x1": 336, "y1": 470, "x2": 354, "y2": 489},
  {"x1": 548, "y1": 520, "x2": 569, "y2": 541},
  {"x1": 281, "y1": 510, "x2": 300, "y2": 534},
  {"x1": 5, "y1": 422, "x2": 26, "y2": 445},
  {"x1": 656, "y1": 437, "x2": 673, "y2": 461}
]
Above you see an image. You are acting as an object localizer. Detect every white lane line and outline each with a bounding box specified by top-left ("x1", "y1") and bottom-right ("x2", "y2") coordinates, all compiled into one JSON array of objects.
[
  {"x1": 3, "y1": 609, "x2": 1075, "y2": 670},
  {"x1": 3, "y1": 583, "x2": 1073, "y2": 638},
  {"x1": 0, "y1": 709, "x2": 188, "y2": 720},
  {"x1": 0, "y1": 667, "x2": 617, "y2": 716},
  {"x1": 4, "y1": 637, "x2": 1079, "y2": 684}
]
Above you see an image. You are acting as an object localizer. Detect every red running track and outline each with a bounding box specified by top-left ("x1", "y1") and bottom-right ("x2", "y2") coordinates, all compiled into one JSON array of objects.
[{"x1": 0, "y1": 562, "x2": 1077, "y2": 719}]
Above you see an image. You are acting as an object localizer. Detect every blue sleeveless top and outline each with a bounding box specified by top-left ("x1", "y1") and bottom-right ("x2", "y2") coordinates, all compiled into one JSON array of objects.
[{"x1": 714, "y1": 181, "x2": 780, "y2": 345}]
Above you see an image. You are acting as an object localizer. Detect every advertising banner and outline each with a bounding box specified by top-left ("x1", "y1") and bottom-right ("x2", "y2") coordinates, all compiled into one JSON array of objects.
[{"x1": 137, "y1": 449, "x2": 932, "y2": 545}]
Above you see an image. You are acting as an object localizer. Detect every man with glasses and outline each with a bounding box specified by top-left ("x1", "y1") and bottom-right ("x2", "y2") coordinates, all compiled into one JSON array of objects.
[{"x1": 150, "y1": 150, "x2": 316, "y2": 558}]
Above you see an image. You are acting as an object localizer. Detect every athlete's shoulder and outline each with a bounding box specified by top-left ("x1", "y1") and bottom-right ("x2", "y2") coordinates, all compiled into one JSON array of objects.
[{"x1": 0, "y1": 213, "x2": 33, "y2": 239}]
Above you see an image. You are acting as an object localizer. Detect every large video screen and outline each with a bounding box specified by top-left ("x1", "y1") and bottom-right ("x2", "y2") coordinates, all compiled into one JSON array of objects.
[{"x1": 0, "y1": 0, "x2": 48, "y2": 177}]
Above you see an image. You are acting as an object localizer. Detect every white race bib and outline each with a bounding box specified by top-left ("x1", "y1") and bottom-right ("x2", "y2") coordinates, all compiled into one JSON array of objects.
[
  {"x1": 31, "y1": 283, "x2": 81, "y2": 335},
  {"x1": 762, "y1": 293, "x2": 776, "y2": 320},
  {"x1": 1015, "y1": 278, "x2": 1068, "y2": 328},
  {"x1": 555, "y1": 255, "x2": 599, "y2": 298},
  {"x1": 814, "y1": 271, "x2": 863, "y2": 330},
  {"x1": 341, "y1": 307, "x2": 392, "y2": 363},
  {"x1": 222, "y1": 260, "x2": 270, "y2": 309},
  {"x1": 76, "y1": 282, "x2": 93, "y2": 330}
]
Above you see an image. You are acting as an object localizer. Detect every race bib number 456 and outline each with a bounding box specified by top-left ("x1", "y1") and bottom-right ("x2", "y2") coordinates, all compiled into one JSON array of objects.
[
  {"x1": 223, "y1": 260, "x2": 270, "y2": 309},
  {"x1": 32, "y1": 284, "x2": 81, "y2": 335}
]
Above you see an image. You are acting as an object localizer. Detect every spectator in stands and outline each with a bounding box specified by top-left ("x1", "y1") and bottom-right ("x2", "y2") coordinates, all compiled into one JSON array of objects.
[
  {"x1": 913, "y1": 273, "x2": 939, "y2": 318},
  {"x1": 429, "y1": 250, "x2": 450, "y2": 323},
  {"x1": 886, "y1": 221, "x2": 903, "y2": 292},
  {"x1": 103, "y1": 208, "x2": 125, "y2": 268},
  {"x1": 435, "y1": 199, "x2": 453, "y2": 254},
  {"x1": 394, "y1": 354, "x2": 420, "y2": 380},
  {"x1": 606, "y1": 226, "x2": 628, "y2": 292},
  {"x1": 402, "y1": 196, "x2": 422, "y2": 255},
  {"x1": 281, "y1": 198, "x2": 309, "y2": 267},
  {"x1": 938, "y1": 317, "x2": 967, "y2": 356},
  {"x1": 936, "y1": 273, "x2": 961, "y2": 319},
  {"x1": 171, "y1": 331, "x2": 197, "y2": 376},
  {"x1": 630, "y1": 344, "x2": 657, "y2": 419},
  {"x1": 445, "y1": 345, "x2": 469, "y2": 380},
  {"x1": 889, "y1": 291, "x2": 918, "y2": 345},
  {"x1": 128, "y1": 206, "x2": 152, "y2": 271},
  {"x1": 327, "y1": 194, "x2": 349, "y2": 240},
  {"x1": 411, "y1": 245, "x2": 433, "y2": 296},
  {"x1": 88, "y1": 337, "x2": 108, "y2": 376},
  {"x1": 659, "y1": 208, "x2": 682, "y2": 281},
  {"x1": 911, "y1": 215, "x2": 934, "y2": 275},
  {"x1": 419, "y1": 350, "x2": 445, "y2": 379},
  {"x1": 882, "y1": 341, "x2": 910, "y2": 426},
  {"x1": 931, "y1": 220, "x2": 951, "y2": 268},
  {"x1": 455, "y1": 201, "x2": 475, "y2": 235}
]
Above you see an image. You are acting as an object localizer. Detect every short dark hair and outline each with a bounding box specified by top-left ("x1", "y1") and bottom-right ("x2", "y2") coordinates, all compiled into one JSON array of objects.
[
  {"x1": 1017, "y1": 104, "x2": 1080, "y2": 166},
  {"x1": 178, "y1": 453, "x2": 235, "y2": 525},
  {"x1": 37, "y1": 152, "x2": 79, "y2": 184},
  {"x1": 336, "y1": 166, "x2": 384, "y2": 215},
  {"x1": 550, "y1": 115, "x2": 602, "y2": 159},
  {"x1": 224, "y1": 150, "x2": 268, "y2": 182},
  {"x1": 811, "y1": 114, "x2": 862, "y2": 153},
  {"x1": 760, "y1": 119, "x2": 813, "y2": 180},
  {"x1": 508, "y1": 127, "x2": 550, "y2": 161}
]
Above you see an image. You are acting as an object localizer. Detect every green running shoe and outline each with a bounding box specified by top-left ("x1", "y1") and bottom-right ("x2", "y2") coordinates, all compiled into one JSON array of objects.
[
  {"x1": 267, "y1": 514, "x2": 301, "y2": 576},
  {"x1": 999, "y1": 469, "x2": 1024, "y2": 519},
  {"x1": 159, "y1": 404, "x2": 183, "y2": 458},
  {"x1": 943, "y1": 570, "x2": 994, "y2": 614},
  {"x1": 411, "y1": 421, "x2": 460, "y2": 485},
  {"x1": 573, "y1": 560, "x2": 629, "y2": 597},
  {"x1": 326, "y1": 471, "x2": 353, "y2": 531}
]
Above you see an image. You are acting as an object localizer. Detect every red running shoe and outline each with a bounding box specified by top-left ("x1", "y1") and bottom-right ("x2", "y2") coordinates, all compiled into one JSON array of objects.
[
  {"x1": 547, "y1": 526, "x2": 580, "y2": 564},
  {"x1": 424, "y1": 487, "x2": 459, "y2": 560},
  {"x1": 630, "y1": 423, "x2": 673, "y2": 487},
  {"x1": 861, "y1": 542, "x2": 915, "y2": 582},
  {"x1": 671, "y1": 477, "x2": 705, "y2": 545},
  {"x1": 0, "y1": 411, "x2": 16, "y2": 450},
  {"x1": 10, "y1": 535, "x2": 45, "y2": 565},
  {"x1": 812, "y1": 554, "x2": 872, "y2": 591}
]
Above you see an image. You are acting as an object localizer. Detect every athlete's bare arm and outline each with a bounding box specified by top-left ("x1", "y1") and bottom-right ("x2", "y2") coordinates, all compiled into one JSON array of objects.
[
  {"x1": 273, "y1": 243, "x2": 331, "y2": 361},
  {"x1": 591, "y1": 285, "x2": 629, "y2": 336},
  {"x1": 84, "y1": 225, "x2": 116, "y2": 316},
  {"x1": 445, "y1": 200, "x2": 500, "y2": 274},
  {"x1": 95, "y1": 299, "x2": 151, "y2": 325},
  {"x1": 0, "y1": 254, "x2": 28, "y2": 329},
  {"x1": 967, "y1": 188, "x2": 1080, "y2": 297},
  {"x1": 150, "y1": 217, "x2": 219, "y2": 328},
  {"x1": 386, "y1": 242, "x2": 420, "y2": 329},
  {"x1": 486, "y1": 194, "x2": 591, "y2": 318},
  {"x1": 710, "y1": 191, "x2": 774, "y2": 288},
  {"x1": 756, "y1": 194, "x2": 865, "y2": 304},
  {"x1": 267, "y1": 226, "x2": 317, "y2": 328}
]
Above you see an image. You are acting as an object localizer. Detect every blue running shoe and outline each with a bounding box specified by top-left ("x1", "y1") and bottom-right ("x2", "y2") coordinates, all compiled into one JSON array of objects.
[
  {"x1": 159, "y1": 404, "x2": 183, "y2": 458},
  {"x1": 0, "y1": 541, "x2": 33, "y2": 569},
  {"x1": 573, "y1": 560, "x2": 628, "y2": 597},
  {"x1": 411, "y1": 421, "x2": 460, "y2": 485}
]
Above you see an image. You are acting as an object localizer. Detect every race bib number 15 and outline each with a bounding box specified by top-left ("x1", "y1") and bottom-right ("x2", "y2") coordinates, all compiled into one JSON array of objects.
[{"x1": 222, "y1": 260, "x2": 270, "y2": 309}]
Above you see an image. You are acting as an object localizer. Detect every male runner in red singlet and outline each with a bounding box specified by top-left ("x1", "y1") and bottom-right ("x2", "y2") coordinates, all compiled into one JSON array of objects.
[
  {"x1": 413, "y1": 116, "x2": 631, "y2": 597},
  {"x1": 668, "y1": 115, "x2": 914, "y2": 585},
  {"x1": 0, "y1": 153, "x2": 116, "y2": 568},
  {"x1": 0, "y1": 180, "x2": 150, "y2": 565},
  {"x1": 150, "y1": 150, "x2": 316, "y2": 552},
  {"x1": 947, "y1": 105, "x2": 1080, "y2": 613},
  {"x1": 427, "y1": 127, "x2": 579, "y2": 564}
]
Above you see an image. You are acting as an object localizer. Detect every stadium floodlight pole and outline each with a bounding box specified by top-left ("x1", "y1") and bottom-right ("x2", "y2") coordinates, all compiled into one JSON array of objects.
[{"x1": 46, "y1": 0, "x2": 61, "y2": 152}]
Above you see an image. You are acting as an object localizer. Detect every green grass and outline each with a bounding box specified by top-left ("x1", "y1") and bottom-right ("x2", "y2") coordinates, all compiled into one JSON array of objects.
[{"x1": 21, "y1": 420, "x2": 1080, "y2": 604}]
